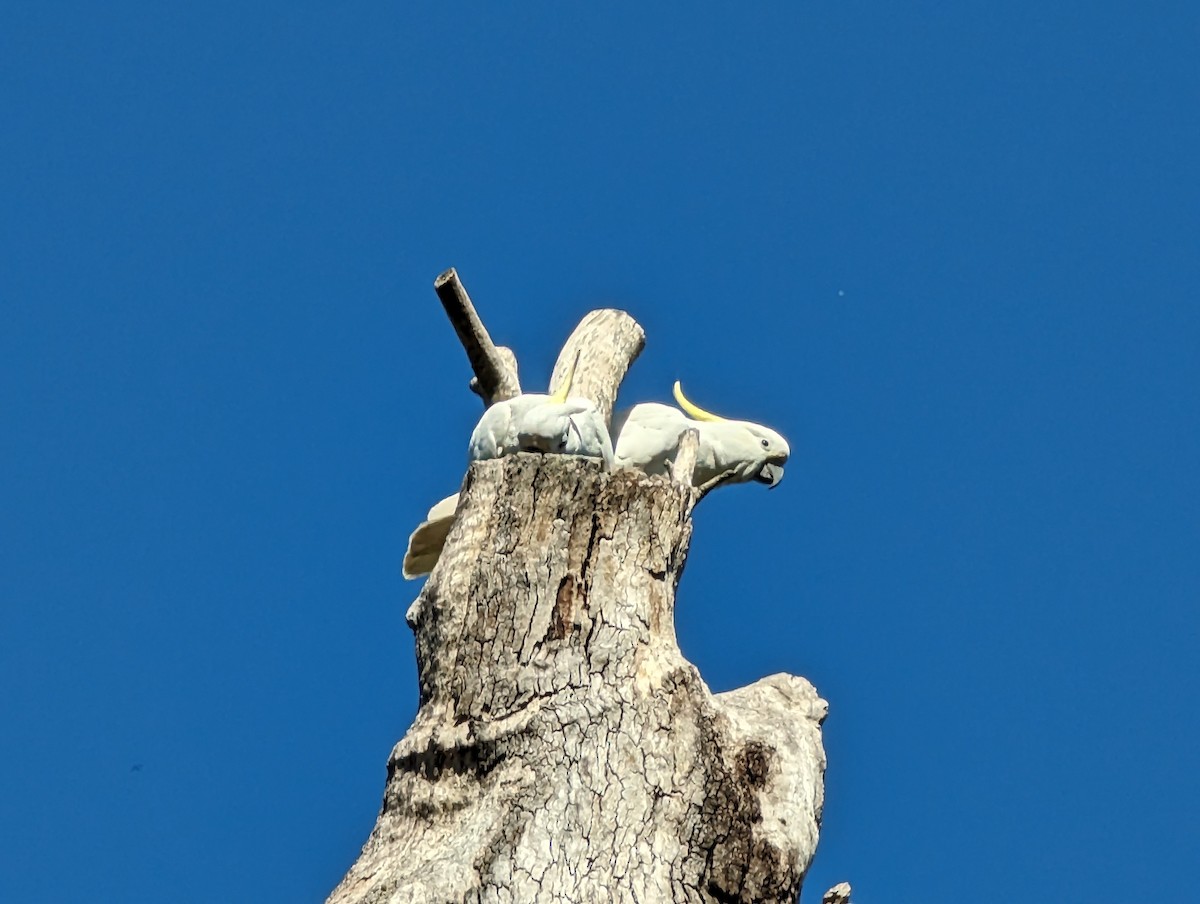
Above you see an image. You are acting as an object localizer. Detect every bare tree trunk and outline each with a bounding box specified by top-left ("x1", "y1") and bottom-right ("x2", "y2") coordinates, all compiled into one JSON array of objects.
[{"x1": 328, "y1": 275, "x2": 827, "y2": 904}]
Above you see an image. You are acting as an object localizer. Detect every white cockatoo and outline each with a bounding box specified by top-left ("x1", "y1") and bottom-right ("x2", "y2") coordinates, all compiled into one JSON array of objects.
[
  {"x1": 404, "y1": 359, "x2": 613, "y2": 579},
  {"x1": 467, "y1": 357, "x2": 613, "y2": 467},
  {"x1": 612, "y1": 381, "x2": 789, "y2": 488}
]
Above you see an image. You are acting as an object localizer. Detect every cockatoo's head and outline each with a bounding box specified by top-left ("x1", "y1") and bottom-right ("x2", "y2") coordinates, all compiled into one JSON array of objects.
[
  {"x1": 673, "y1": 381, "x2": 790, "y2": 488},
  {"x1": 739, "y1": 422, "x2": 790, "y2": 487}
]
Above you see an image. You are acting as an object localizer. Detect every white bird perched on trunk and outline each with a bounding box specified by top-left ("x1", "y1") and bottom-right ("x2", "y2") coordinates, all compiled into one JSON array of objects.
[
  {"x1": 404, "y1": 359, "x2": 613, "y2": 579},
  {"x1": 467, "y1": 356, "x2": 613, "y2": 467},
  {"x1": 611, "y1": 381, "x2": 789, "y2": 489}
]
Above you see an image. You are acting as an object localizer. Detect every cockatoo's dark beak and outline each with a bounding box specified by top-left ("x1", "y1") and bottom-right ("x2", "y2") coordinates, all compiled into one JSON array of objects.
[{"x1": 756, "y1": 462, "x2": 784, "y2": 488}]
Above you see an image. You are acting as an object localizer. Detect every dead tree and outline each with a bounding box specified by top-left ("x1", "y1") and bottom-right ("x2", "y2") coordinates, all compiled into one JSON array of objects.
[{"x1": 328, "y1": 270, "x2": 829, "y2": 904}]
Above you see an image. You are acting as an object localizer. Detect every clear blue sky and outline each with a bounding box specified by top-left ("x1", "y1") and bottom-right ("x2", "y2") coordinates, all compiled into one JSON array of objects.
[{"x1": 2, "y1": 4, "x2": 1196, "y2": 902}]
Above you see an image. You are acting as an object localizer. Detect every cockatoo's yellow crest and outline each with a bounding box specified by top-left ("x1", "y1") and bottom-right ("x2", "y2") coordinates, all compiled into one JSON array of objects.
[
  {"x1": 550, "y1": 353, "x2": 580, "y2": 403},
  {"x1": 672, "y1": 381, "x2": 726, "y2": 422}
]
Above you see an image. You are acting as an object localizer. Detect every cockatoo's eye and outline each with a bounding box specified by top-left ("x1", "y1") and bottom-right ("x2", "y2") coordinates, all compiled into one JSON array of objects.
[{"x1": 760, "y1": 438, "x2": 769, "y2": 448}]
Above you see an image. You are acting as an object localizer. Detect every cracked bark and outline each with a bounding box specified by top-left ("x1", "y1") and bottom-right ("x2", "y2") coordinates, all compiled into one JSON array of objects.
[{"x1": 328, "y1": 277, "x2": 827, "y2": 904}]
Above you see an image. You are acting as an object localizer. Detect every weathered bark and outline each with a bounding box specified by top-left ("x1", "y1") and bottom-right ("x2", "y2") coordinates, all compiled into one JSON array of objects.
[
  {"x1": 329, "y1": 275, "x2": 827, "y2": 903},
  {"x1": 330, "y1": 457, "x2": 826, "y2": 903}
]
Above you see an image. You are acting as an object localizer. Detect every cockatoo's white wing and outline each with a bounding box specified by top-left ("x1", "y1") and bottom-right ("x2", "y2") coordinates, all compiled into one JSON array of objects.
[
  {"x1": 612, "y1": 402, "x2": 690, "y2": 476},
  {"x1": 559, "y1": 398, "x2": 614, "y2": 468},
  {"x1": 402, "y1": 493, "x2": 461, "y2": 579},
  {"x1": 514, "y1": 397, "x2": 613, "y2": 467},
  {"x1": 514, "y1": 401, "x2": 575, "y2": 455},
  {"x1": 467, "y1": 402, "x2": 513, "y2": 461},
  {"x1": 468, "y1": 394, "x2": 551, "y2": 461}
]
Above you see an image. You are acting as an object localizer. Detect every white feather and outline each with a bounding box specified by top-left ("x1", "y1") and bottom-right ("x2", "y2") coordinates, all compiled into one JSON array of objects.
[{"x1": 402, "y1": 493, "x2": 460, "y2": 579}]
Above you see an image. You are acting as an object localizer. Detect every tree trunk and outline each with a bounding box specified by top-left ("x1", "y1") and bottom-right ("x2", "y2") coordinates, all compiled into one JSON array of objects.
[{"x1": 328, "y1": 275, "x2": 828, "y2": 903}]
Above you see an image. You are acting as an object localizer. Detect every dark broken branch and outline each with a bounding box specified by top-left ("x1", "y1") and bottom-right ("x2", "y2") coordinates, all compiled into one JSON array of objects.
[{"x1": 434, "y1": 268, "x2": 522, "y2": 404}]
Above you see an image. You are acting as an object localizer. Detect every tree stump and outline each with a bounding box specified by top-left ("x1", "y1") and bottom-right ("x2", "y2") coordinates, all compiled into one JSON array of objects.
[{"x1": 327, "y1": 273, "x2": 827, "y2": 903}]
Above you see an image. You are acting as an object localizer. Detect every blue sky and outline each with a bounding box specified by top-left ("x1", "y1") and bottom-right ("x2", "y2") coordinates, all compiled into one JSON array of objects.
[{"x1": 2, "y1": 3, "x2": 1197, "y2": 901}]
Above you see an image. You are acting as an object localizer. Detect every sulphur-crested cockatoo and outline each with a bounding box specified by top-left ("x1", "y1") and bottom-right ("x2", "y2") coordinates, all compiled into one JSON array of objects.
[
  {"x1": 612, "y1": 381, "x2": 789, "y2": 488},
  {"x1": 404, "y1": 361, "x2": 613, "y2": 579},
  {"x1": 467, "y1": 358, "x2": 613, "y2": 466}
]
